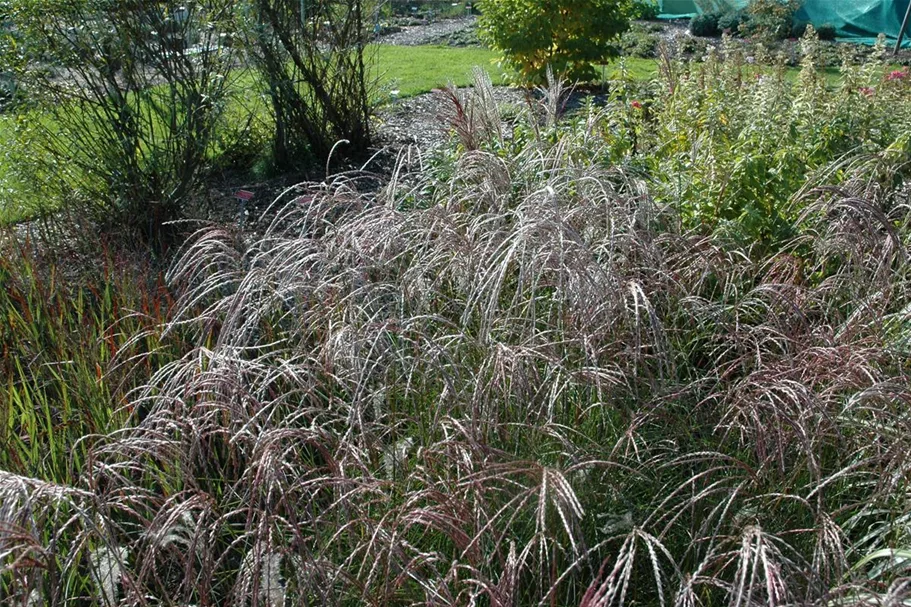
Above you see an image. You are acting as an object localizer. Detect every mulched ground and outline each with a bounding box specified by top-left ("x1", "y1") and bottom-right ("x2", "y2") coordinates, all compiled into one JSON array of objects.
[{"x1": 377, "y1": 86, "x2": 531, "y2": 149}]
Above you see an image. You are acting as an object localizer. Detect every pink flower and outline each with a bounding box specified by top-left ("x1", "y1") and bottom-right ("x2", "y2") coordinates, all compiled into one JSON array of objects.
[
  {"x1": 887, "y1": 68, "x2": 909, "y2": 81},
  {"x1": 858, "y1": 86, "x2": 876, "y2": 97},
  {"x1": 631, "y1": 100, "x2": 643, "y2": 110}
]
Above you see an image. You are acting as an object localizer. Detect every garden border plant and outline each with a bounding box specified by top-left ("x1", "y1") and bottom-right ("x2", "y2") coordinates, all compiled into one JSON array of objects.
[
  {"x1": 245, "y1": 0, "x2": 374, "y2": 172},
  {"x1": 5, "y1": 15, "x2": 911, "y2": 607},
  {"x1": 1, "y1": 0, "x2": 242, "y2": 246},
  {"x1": 477, "y1": 0, "x2": 633, "y2": 82}
]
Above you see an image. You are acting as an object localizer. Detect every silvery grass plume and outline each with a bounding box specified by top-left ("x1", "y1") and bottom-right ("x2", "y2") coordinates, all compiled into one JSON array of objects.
[
  {"x1": 0, "y1": 470, "x2": 123, "y2": 604},
  {"x1": 437, "y1": 66, "x2": 504, "y2": 151},
  {"x1": 80, "y1": 78, "x2": 671, "y2": 604}
]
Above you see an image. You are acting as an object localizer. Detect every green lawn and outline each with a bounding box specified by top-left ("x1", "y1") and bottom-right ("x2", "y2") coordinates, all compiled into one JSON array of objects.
[
  {"x1": 372, "y1": 46, "x2": 841, "y2": 91},
  {"x1": 371, "y1": 44, "x2": 506, "y2": 96},
  {"x1": 370, "y1": 45, "x2": 661, "y2": 94},
  {"x1": 0, "y1": 114, "x2": 38, "y2": 225}
]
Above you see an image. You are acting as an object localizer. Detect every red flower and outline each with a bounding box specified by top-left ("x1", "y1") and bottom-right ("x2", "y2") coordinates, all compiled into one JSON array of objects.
[
  {"x1": 631, "y1": 100, "x2": 643, "y2": 109},
  {"x1": 887, "y1": 68, "x2": 909, "y2": 81}
]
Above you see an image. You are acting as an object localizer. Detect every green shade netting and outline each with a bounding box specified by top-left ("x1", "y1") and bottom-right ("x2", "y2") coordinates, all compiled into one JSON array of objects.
[
  {"x1": 796, "y1": 0, "x2": 910, "y2": 46},
  {"x1": 656, "y1": 0, "x2": 747, "y2": 19},
  {"x1": 656, "y1": 0, "x2": 911, "y2": 47}
]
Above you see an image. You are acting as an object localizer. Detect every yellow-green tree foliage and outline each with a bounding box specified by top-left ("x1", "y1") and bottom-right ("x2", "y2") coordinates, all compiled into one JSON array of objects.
[{"x1": 478, "y1": 0, "x2": 632, "y2": 82}]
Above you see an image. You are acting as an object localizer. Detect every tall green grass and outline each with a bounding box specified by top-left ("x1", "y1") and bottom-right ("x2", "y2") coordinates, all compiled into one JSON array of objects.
[{"x1": 0, "y1": 235, "x2": 197, "y2": 485}]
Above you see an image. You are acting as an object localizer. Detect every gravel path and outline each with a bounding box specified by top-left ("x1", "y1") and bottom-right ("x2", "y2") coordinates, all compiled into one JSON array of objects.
[
  {"x1": 377, "y1": 86, "x2": 529, "y2": 150},
  {"x1": 378, "y1": 16, "x2": 477, "y2": 46}
]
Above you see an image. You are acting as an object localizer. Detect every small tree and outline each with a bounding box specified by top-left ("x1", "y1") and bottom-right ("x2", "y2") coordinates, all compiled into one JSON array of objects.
[
  {"x1": 245, "y1": 0, "x2": 372, "y2": 171},
  {"x1": 477, "y1": 0, "x2": 633, "y2": 83},
  {"x1": 2, "y1": 0, "x2": 240, "y2": 245}
]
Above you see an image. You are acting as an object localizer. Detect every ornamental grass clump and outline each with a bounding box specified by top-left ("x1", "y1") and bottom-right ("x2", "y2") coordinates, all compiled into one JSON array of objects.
[{"x1": 4, "y1": 46, "x2": 911, "y2": 606}]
